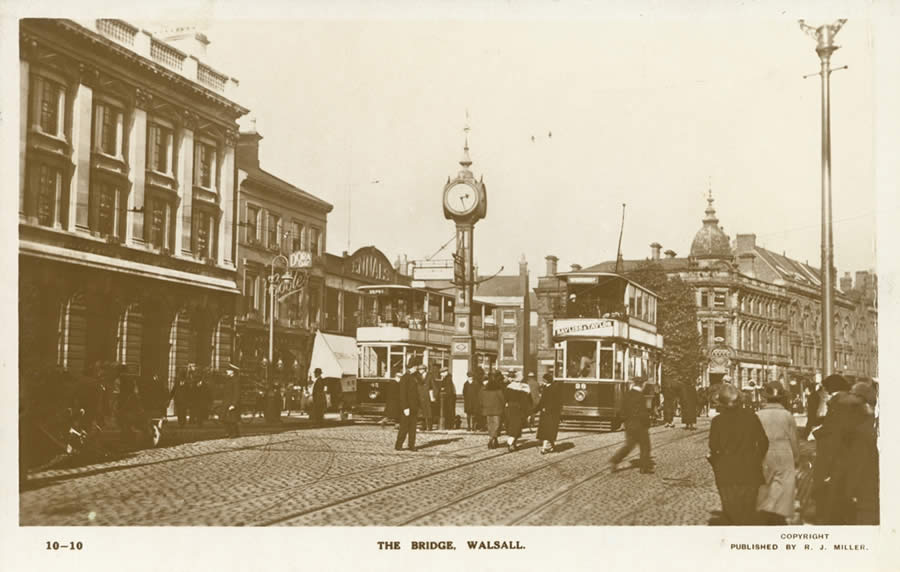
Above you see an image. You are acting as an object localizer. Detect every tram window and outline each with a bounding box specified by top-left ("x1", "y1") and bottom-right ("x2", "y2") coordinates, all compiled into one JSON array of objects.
[
  {"x1": 554, "y1": 348, "x2": 564, "y2": 378},
  {"x1": 567, "y1": 341, "x2": 597, "y2": 378},
  {"x1": 428, "y1": 296, "x2": 441, "y2": 322},
  {"x1": 360, "y1": 346, "x2": 388, "y2": 377},
  {"x1": 615, "y1": 348, "x2": 624, "y2": 380},
  {"x1": 389, "y1": 347, "x2": 405, "y2": 377},
  {"x1": 599, "y1": 342, "x2": 614, "y2": 378}
]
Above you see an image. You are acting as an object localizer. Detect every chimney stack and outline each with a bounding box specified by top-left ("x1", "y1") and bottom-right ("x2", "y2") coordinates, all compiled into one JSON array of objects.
[
  {"x1": 737, "y1": 252, "x2": 756, "y2": 277},
  {"x1": 650, "y1": 242, "x2": 662, "y2": 261},
  {"x1": 545, "y1": 255, "x2": 558, "y2": 277},
  {"x1": 839, "y1": 272, "x2": 853, "y2": 293},
  {"x1": 237, "y1": 118, "x2": 263, "y2": 169},
  {"x1": 570, "y1": 264, "x2": 582, "y2": 272},
  {"x1": 735, "y1": 234, "x2": 757, "y2": 255},
  {"x1": 664, "y1": 249, "x2": 677, "y2": 259},
  {"x1": 519, "y1": 254, "x2": 528, "y2": 277}
]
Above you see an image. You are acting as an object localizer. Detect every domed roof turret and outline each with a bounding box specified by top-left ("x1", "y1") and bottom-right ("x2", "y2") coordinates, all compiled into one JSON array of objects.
[{"x1": 689, "y1": 191, "x2": 732, "y2": 260}]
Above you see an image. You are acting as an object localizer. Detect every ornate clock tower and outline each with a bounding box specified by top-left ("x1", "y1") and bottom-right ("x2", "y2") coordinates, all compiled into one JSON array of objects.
[{"x1": 442, "y1": 126, "x2": 487, "y2": 387}]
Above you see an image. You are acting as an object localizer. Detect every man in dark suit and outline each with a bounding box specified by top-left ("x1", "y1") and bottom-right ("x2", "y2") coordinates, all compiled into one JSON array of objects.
[
  {"x1": 610, "y1": 375, "x2": 654, "y2": 473},
  {"x1": 395, "y1": 357, "x2": 422, "y2": 451}
]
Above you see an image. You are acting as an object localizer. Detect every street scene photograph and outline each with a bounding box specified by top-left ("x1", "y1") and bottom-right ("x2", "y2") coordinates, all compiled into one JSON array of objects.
[{"x1": 7, "y1": 5, "x2": 888, "y2": 543}]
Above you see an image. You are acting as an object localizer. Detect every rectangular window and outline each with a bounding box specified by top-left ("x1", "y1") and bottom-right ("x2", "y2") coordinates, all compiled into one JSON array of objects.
[
  {"x1": 96, "y1": 181, "x2": 119, "y2": 238},
  {"x1": 502, "y1": 310, "x2": 517, "y2": 325},
  {"x1": 700, "y1": 290, "x2": 708, "y2": 308},
  {"x1": 148, "y1": 199, "x2": 171, "y2": 250},
  {"x1": 36, "y1": 164, "x2": 62, "y2": 227},
  {"x1": 194, "y1": 141, "x2": 215, "y2": 188},
  {"x1": 292, "y1": 221, "x2": 303, "y2": 252},
  {"x1": 701, "y1": 324, "x2": 709, "y2": 346},
  {"x1": 36, "y1": 76, "x2": 64, "y2": 136},
  {"x1": 714, "y1": 323, "x2": 726, "y2": 342},
  {"x1": 246, "y1": 205, "x2": 259, "y2": 242},
  {"x1": 501, "y1": 336, "x2": 515, "y2": 360},
  {"x1": 268, "y1": 213, "x2": 280, "y2": 248},
  {"x1": 245, "y1": 272, "x2": 258, "y2": 313},
  {"x1": 310, "y1": 227, "x2": 321, "y2": 255},
  {"x1": 147, "y1": 123, "x2": 172, "y2": 173},
  {"x1": 714, "y1": 291, "x2": 726, "y2": 308},
  {"x1": 196, "y1": 210, "x2": 215, "y2": 259}
]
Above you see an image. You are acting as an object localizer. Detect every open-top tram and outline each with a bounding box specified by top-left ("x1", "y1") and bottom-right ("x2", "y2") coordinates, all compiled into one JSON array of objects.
[
  {"x1": 353, "y1": 284, "x2": 498, "y2": 419},
  {"x1": 551, "y1": 272, "x2": 664, "y2": 430}
]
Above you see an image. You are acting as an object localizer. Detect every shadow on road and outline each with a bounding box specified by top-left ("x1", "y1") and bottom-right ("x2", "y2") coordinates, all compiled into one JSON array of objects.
[{"x1": 416, "y1": 438, "x2": 462, "y2": 450}]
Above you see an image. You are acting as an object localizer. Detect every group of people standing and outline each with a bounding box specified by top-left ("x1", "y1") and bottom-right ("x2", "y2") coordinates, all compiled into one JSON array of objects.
[
  {"x1": 467, "y1": 369, "x2": 562, "y2": 453},
  {"x1": 707, "y1": 373, "x2": 878, "y2": 526},
  {"x1": 388, "y1": 358, "x2": 566, "y2": 455},
  {"x1": 660, "y1": 380, "x2": 700, "y2": 430},
  {"x1": 168, "y1": 366, "x2": 213, "y2": 428}
]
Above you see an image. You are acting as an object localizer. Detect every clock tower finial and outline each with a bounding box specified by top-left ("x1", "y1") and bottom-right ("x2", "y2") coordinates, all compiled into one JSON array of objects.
[{"x1": 460, "y1": 110, "x2": 472, "y2": 170}]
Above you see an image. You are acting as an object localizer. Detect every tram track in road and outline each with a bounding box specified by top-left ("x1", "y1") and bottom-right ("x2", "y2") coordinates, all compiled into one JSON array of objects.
[
  {"x1": 255, "y1": 431, "x2": 599, "y2": 526},
  {"x1": 503, "y1": 429, "x2": 709, "y2": 526},
  {"x1": 395, "y1": 427, "x2": 706, "y2": 526}
]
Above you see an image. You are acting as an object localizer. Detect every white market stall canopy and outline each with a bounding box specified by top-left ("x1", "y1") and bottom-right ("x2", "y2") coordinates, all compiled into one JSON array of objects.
[{"x1": 311, "y1": 331, "x2": 358, "y2": 380}]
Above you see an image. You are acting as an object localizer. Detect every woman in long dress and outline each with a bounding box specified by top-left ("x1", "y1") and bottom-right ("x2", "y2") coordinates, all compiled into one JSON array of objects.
[
  {"x1": 755, "y1": 382, "x2": 800, "y2": 525},
  {"x1": 503, "y1": 378, "x2": 532, "y2": 451}
]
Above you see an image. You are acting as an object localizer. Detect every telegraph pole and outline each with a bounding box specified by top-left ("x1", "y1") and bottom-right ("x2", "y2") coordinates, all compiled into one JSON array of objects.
[{"x1": 799, "y1": 19, "x2": 847, "y2": 378}]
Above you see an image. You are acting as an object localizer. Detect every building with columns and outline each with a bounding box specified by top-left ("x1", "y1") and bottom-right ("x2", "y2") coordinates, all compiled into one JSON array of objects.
[
  {"x1": 18, "y1": 19, "x2": 247, "y2": 390},
  {"x1": 233, "y1": 122, "x2": 332, "y2": 383},
  {"x1": 534, "y1": 192, "x2": 878, "y2": 390}
]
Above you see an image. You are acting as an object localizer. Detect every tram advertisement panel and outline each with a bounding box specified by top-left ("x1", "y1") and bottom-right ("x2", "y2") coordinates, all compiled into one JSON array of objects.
[{"x1": 553, "y1": 318, "x2": 619, "y2": 338}]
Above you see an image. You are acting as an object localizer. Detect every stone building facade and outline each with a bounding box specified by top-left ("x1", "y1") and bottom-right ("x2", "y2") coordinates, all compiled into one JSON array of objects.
[
  {"x1": 19, "y1": 19, "x2": 247, "y2": 391},
  {"x1": 233, "y1": 123, "x2": 332, "y2": 382},
  {"x1": 534, "y1": 192, "x2": 878, "y2": 389}
]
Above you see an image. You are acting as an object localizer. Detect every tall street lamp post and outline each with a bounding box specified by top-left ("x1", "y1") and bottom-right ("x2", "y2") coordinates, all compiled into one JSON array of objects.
[{"x1": 799, "y1": 18, "x2": 847, "y2": 378}]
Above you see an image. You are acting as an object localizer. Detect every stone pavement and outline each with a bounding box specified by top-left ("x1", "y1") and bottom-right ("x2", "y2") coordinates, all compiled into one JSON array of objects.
[{"x1": 19, "y1": 417, "x2": 816, "y2": 526}]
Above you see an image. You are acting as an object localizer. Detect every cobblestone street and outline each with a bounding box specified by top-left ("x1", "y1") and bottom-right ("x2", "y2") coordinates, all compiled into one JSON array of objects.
[{"x1": 18, "y1": 417, "x2": 796, "y2": 527}]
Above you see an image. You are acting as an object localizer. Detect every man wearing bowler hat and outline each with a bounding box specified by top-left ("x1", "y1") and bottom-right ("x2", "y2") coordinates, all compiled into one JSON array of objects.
[{"x1": 395, "y1": 356, "x2": 422, "y2": 451}]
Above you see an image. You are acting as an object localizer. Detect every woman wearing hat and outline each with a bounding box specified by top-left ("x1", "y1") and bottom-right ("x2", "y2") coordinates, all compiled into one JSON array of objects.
[
  {"x1": 755, "y1": 382, "x2": 800, "y2": 525},
  {"x1": 813, "y1": 381, "x2": 879, "y2": 524},
  {"x1": 503, "y1": 376, "x2": 532, "y2": 451},
  {"x1": 535, "y1": 372, "x2": 564, "y2": 454},
  {"x1": 708, "y1": 383, "x2": 769, "y2": 525}
]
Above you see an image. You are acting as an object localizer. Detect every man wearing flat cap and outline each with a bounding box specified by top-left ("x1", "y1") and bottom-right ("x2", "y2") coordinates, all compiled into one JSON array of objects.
[{"x1": 395, "y1": 356, "x2": 422, "y2": 451}]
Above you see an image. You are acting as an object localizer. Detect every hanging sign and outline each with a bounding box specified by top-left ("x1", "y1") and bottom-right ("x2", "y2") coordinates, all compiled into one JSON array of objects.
[{"x1": 289, "y1": 250, "x2": 313, "y2": 269}]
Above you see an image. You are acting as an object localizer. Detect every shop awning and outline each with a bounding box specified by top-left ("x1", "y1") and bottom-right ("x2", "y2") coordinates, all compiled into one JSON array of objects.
[{"x1": 311, "y1": 331, "x2": 358, "y2": 379}]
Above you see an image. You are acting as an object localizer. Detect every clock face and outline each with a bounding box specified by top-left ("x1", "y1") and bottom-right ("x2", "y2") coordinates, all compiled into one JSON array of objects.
[{"x1": 445, "y1": 183, "x2": 477, "y2": 215}]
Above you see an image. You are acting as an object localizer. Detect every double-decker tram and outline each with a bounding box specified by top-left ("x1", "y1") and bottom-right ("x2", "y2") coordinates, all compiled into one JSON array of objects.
[
  {"x1": 551, "y1": 272, "x2": 663, "y2": 430},
  {"x1": 354, "y1": 284, "x2": 498, "y2": 419}
]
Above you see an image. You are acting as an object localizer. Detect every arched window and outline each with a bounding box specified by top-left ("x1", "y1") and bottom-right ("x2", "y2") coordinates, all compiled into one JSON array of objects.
[
  {"x1": 211, "y1": 315, "x2": 234, "y2": 370},
  {"x1": 167, "y1": 309, "x2": 194, "y2": 385},
  {"x1": 57, "y1": 293, "x2": 87, "y2": 374},
  {"x1": 116, "y1": 303, "x2": 143, "y2": 375}
]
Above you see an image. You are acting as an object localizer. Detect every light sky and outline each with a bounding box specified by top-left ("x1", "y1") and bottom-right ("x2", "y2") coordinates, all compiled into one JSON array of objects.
[{"x1": 194, "y1": 16, "x2": 874, "y2": 281}]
